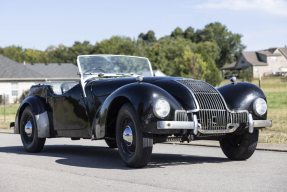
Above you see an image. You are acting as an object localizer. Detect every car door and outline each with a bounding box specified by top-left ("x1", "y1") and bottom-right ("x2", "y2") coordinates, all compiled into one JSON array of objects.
[{"x1": 48, "y1": 83, "x2": 89, "y2": 130}]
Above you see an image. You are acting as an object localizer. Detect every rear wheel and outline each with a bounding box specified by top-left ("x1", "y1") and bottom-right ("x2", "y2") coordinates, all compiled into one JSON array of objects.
[
  {"x1": 220, "y1": 129, "x2": 259, "y2": 160},
  {"x1": 116, "y1": 103, "x2": 153, "y2": 168},
  {"x1": 20, "y1": 106, "x2": 46, "y2": 152}
]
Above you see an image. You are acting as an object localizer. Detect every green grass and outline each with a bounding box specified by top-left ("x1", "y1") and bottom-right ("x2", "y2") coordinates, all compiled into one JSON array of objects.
[
  {"x1": 0, "y1": 104, "x2": 19, "y2": 129},
  {"x1": 0, "y1": 116, "x2": 16, "y2": 129},
  {"x1": 0, "y1": 104, "x2": 20, "y2": 116}
]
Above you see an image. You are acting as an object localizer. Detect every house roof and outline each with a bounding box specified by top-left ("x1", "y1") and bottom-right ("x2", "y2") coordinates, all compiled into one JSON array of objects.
[
  {"x1": 279, "y1": 48, "x2": 287, "y2": 58},
  {"x1": 241, "y1": 52, "x2": 268, "y2": 66},
  {"x1": 221, "y1": 62, "x2": 236, "y2": 70},
  {"x1": 25, "y1": 63, "x2": 79, "y2": 78},
  {"x1": 257, "y1": 51, "x2": 281, "y2": 56},
  {"x1": 0, "y1": 54, "x2": 43, "y2": 78},
  {"x1": 257, "y1": 48, "x2": 282, "y2": 56},
  {"x1": 0, "y1": 54, "x2": 79, "y2": 80}
]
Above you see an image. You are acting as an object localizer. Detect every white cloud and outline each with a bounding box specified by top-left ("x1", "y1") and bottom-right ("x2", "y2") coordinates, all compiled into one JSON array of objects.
[{"x1": 195, "y1": 0, "x2": 287, "y2": 16}]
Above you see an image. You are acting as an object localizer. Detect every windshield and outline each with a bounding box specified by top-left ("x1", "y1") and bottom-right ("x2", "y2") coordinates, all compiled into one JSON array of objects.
[{"x1": 77, "y1": 55, "x2": 153, "y2": 80}]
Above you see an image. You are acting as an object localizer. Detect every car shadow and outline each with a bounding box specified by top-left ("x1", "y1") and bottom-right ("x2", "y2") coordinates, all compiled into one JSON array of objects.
[{"x1": 0, "y1": 145, "x2": 230, "y2": 169}]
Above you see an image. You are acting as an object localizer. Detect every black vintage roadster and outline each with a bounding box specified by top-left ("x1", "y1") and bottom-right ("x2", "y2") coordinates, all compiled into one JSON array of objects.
[{"x1": 13, "y1": 55, "x2": 272, "y2": 168}]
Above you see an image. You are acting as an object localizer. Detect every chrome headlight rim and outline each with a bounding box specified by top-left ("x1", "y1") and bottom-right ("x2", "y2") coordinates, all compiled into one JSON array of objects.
[
  {"x1": 253, "y1": 98, "x2": 267, "y2": 116},
  {"x1": 153, "y1": 98, "x2": 170, "y2": 119}
]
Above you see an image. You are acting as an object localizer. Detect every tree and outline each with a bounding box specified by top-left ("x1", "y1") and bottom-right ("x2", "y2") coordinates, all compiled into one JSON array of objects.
[
  {"x1": 171, "y1": 27, "x2": 184, "y2": 38},
  {"x1": 147, "y1": 36, "x2": 196, "y2": 76},
  {"x1": 184, "y1": 27, "x2": 195, "y2": 42},
  {"x1": 197, "y1": 41, "x2": 219, "y2": 61},
  {"x1": 24, "y1": 49, "x2": 49, "y2": 63},
  {"x1": 195, "y1": 45, "x2": 222, "y2": 86},
  {"x1": 94, "y1": 36, "x2": 136, "y2": 55},
  {"x1": 138, "y1": 30, "x2": 157, "y2": 44},
  {"x1": 242, "y1": 67, "x2": 253, "y2": 82},
  {"x1": 194, "y1": 22, "x2": 246, "y2": 68},
  {"x1": 182, "y1": 48, "x2": 207, "y2": 80},
  {"x1": 67, "y1": 41, "x2": 94, "y2": 63},
  {"x1": 0, "y1": 45, "x2": 25, "y2": 63},
  {"x1": 45, "y1": 44, "x2": 70, "y2": 63}
]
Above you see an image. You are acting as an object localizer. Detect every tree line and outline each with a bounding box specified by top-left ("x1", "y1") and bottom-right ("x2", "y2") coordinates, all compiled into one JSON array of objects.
[{"x1": 0, "y1": 22, "x2": 245, "y2": 86}]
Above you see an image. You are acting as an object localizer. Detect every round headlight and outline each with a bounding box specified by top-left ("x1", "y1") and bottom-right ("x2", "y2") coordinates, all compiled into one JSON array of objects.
[
  {"x1": 253, "y1": 98, "x2": 267, "y2": 116},
  {"x1": 153, "y1": 98, "x2": 170, "y2": 118}
]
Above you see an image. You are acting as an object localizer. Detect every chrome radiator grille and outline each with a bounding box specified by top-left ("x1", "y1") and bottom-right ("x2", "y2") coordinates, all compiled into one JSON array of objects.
[
  {"x1": 176, "y1": 79, "x2": 248, "y2": 131},
  {"x1": 175, "y1": 110, "x2": 189, "y2": 121}
]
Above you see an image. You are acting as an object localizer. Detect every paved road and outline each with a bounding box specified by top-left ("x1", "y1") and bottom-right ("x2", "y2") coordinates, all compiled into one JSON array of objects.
[{"x1": 0, "y1": 133, "x2": 286, "y2": 192}]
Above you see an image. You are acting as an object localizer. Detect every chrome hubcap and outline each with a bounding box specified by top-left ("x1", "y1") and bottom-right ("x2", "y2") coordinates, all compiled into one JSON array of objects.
[
  {"x1": 25, "y1": 121, "x2": 33, "y2": 136},
  {"x1": 123, "y1": 126, "x2": 133, "y2": 146}
]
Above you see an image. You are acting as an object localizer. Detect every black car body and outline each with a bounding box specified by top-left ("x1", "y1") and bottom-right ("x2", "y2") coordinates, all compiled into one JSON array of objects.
[{"x1": 13, "y1": 55, "x2": 272, "y2": 168}]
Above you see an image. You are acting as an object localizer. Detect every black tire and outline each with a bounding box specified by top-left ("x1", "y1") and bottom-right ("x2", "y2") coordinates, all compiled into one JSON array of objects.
[
  {"x1": 220, "y1": 129, "x2": 259, "y2": 160},
  {"x1": 116, "y1": 103, "x2": 153, "y2": 168},
  {"x1": 105, "y1": 138, "x2": 117, "y2": 148},
  {"x1": 20, "y1": 106, "x2": 46, "y2": 153}
]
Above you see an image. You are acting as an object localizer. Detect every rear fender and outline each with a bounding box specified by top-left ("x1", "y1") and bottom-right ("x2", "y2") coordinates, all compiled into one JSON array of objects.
[{"x1": 15, "y1": 96, "x2": 50, "y2": 138}]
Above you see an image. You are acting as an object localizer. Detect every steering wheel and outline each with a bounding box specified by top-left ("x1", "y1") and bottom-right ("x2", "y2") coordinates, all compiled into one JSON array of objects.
[{"x1": 84, "y1": 67, "x2": 106, "y2": 74}]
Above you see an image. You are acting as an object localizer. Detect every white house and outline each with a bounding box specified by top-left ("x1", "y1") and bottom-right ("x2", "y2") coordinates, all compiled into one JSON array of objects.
[
  {"x1": 0, "y1": 54, "x2": 79, "y2": 104},
  {"x1": 221, "y1": 47, "x2": 287, "y2": 77},
  {"x1": 153, "y1": 70, "x2": 166, "y2": 76}
]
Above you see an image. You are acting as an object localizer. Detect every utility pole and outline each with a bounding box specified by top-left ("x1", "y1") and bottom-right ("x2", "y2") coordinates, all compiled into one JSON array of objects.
[{"x1": 258, "y1": 74, "x2": 261, "y2": 88}]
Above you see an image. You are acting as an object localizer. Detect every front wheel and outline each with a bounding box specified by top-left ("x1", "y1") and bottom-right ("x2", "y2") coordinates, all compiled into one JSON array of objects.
[
  {"x1": 20, "y1": 106, "x2": 46, "y2": 153},
  {"x1": 116, "y1": 103, "x2": 153, "y2": 168},
  {"x1": 220, "y1": 129, "x2": 259, "y2": 160},
  {"x1": 104, "y1": 138, "x2": 117, "y2": 148}
]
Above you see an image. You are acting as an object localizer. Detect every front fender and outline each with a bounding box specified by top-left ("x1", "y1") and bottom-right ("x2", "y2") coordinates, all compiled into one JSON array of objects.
[
  {"x1": 15, "y1": 96, "x2": 50, "y2": 138},
  {"x1": 93, "y1": 82, "x2": 184, "y2": 139},
  {"x1": 217, "y1": 82, "x2": 267, "y2": 120}
]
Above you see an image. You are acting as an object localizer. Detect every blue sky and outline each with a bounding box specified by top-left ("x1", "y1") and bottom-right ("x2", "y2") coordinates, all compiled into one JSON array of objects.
[{"x1": 0, "y1": 0, "x2": 286, "y2": 51}]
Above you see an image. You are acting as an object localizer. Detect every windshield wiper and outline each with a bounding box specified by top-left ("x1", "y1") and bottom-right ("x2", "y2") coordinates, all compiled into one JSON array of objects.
[
  {"x1": 83, "y1": 72, "x2": 105, "y2": 76},
  {"x1": 115, "y1": 73, "x2": 134, "y2": 77},
  {"x1": 83, "y1": 73, "x2": 134, "y2": 77}
]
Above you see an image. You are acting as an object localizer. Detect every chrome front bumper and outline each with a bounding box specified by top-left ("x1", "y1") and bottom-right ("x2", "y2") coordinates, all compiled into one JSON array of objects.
[{"x1": 157, "y1": 114, "x2": 272, "y2": 135}]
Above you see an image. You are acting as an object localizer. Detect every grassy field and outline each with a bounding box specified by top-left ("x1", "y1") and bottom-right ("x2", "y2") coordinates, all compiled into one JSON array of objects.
[
  {"x1": 0, "y1": 104, "x2": 19, "y2": 129},
  {"x1": 1, "y1": 77, "x2": 286, "y2": 144}
]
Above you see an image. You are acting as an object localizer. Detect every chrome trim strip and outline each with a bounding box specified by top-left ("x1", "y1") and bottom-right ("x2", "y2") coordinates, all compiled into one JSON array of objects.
[
  {"x1": 198, "y1": 127, "x2": 238, "y2": 134},
  {"x1": 253, "y1": 120, "x2": 272, "y2": 128},
  {"x1": 157, "y1": 120, "x2": 240, "y2": 134},
  {"x1": 193, "y1": 114, "x2": 198, "y2": 135},
  {"x1": 157, "y1": 121, "x2": 194, "y2": 129},
  {"x1": 248, "y1": 114, "x2": 254, "y2": 133}
]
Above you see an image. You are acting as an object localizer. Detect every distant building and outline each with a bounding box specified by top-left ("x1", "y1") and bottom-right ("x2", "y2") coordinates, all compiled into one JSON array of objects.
[
  {"x1": 0, "y1": 54, "x2": 79, "y2": 104},
  {"x1": 153, "y1": 70, "x2": 166, "y2": 76},
  {"x1": 221, "y1": 47, "x2": 287, "y2": 77}
]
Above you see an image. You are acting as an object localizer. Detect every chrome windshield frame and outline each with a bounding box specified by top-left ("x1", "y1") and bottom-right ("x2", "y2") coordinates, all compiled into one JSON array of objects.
[{"x1": 76, "y1": 54, "x2": 153, "y2": 97}]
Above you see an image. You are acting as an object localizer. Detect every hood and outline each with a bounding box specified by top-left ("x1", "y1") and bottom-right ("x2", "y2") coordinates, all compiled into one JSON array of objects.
[{"x1": 87, "y1": 76, "x2": 198, "y2": 110}]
